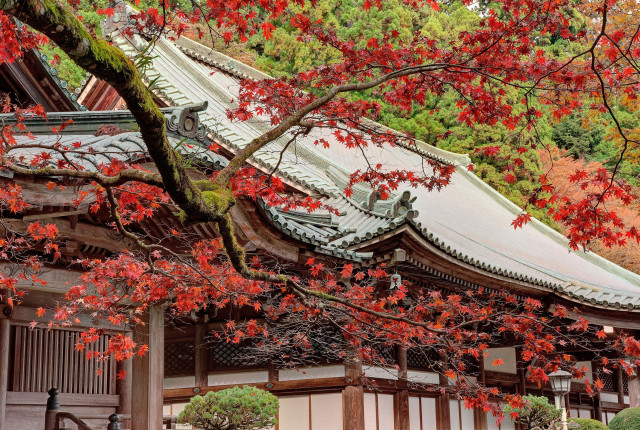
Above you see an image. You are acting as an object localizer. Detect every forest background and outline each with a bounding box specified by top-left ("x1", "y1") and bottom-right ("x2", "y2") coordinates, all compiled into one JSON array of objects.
[{"x1": 43, "y1": 0, "x2": 640, "y2": 273}]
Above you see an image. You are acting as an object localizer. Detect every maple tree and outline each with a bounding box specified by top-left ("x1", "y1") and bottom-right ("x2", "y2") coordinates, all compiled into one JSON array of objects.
[
  {"x1": 540, "y1": 147, "x2": 640, "y2": 273},
  {"x1": 0, "y1": 0, "x2": 639, "y2": 422}
]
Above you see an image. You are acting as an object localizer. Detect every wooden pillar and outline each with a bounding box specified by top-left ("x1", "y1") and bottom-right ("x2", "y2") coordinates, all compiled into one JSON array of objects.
[
  {"x1": 593, "y1": 393, "x2": 603, "y2": 422},
  {"x1": 437, "y1": 374, "x2": 451, "y2": 430},
  {"x1": 395, "y1": 347, "x2": 409, "y2": 430},
  {"x1": 515, "y1": 348, "x2": 526, "y2": 396},
  {"x1": 194, "y1": 324, "x2": 208, "y2": 388},
  {"x1": 268, "y1": 364, "x2": 279, "y2": 384},
  {"x1": 395, "y1": 390, "x2": 410, "y2": 430},
  {"x1": 132, "y1": 305, "x2": 165, "y2": 430},
  {"x1": 0, "y1": 318, "x2": 9, "y2": 430},
  {"x1": 474, "y1": 358, "x2": 487, "y2": 430},
  {"x1": 628, "y1": 375, "x2": 640, "y2": 407},
  {"x1": 344, "y1": 356, "x2": 365, "y2": 430},
  {"x1": 617, "y1": 366, "x2": 626, "y2": 405}
]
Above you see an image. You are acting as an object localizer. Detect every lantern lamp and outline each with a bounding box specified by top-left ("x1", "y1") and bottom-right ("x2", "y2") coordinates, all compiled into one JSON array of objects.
[
  {"x1": 548, "y1": 370, "x2": 572, "y2": 430},
  {"x1": 548, "y1": 369, "x2": 572, "y2": 396}
]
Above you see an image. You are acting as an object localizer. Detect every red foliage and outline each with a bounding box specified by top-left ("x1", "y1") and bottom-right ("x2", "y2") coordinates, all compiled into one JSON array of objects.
[
  {"x1": 1, "y1": 0, "x2": 640, "y2": 419},
  {"x1": 540, "y1": 148, "x2": 640, "y2": 271}
]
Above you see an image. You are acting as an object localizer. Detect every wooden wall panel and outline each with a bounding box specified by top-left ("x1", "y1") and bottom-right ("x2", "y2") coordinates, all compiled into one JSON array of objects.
[{"x1": 11, "y1": 326, "x2": 115, "y2": 395}]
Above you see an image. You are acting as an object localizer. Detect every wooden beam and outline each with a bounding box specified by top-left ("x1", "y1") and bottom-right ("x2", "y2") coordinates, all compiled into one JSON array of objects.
[
  {"x1": 483, "y1": 371, "x2": 520, "y2": 384},
  {"x1": 132, "y1": 305, "x2": 164, "y2": 430},
  {"x1": 6, "y1": 391, "x2": 119, "y2": 406},
  {"x1": 0, "y1": 318, "x2": 9, "y2": 430},
  {"x1": 1, "y1": 218, "x2": 131, "y2": 254},
  {"x1": 164, "y1": 377, "x2": 350, "y2": 402}
]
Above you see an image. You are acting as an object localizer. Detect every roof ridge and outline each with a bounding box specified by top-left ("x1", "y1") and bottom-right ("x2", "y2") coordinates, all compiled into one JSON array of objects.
[{"x1": 173, "y1": 36, "x2": 472, "y2": 167}]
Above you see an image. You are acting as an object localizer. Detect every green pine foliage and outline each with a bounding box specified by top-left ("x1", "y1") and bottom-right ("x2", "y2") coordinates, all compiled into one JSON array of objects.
[
  {"x1": 177, "y1": 385, "x2": 279, "y2": 430},
  {"x1": 567, "y1": 417, "x2": 608, "y2": 430},
  {"x1": 502, "y1": 395, "x2": 561, "y2": 430},
  {"x1": 608, "y1": 407, "x2": 640, "y2": 430}
]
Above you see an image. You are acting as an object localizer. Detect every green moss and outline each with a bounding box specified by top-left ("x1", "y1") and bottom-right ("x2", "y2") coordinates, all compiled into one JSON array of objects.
[
  {"x1": 199, "y1": 183, "x2": 235, "y2": 213},
  {"x1": 174, "y1": 210, "x2": 187, "y2": 223}
]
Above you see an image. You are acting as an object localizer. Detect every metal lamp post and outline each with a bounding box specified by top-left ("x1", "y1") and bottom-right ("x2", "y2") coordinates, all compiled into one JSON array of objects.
[{"x1": 549, "y1": 370, "x2": 572, "y2": 430}]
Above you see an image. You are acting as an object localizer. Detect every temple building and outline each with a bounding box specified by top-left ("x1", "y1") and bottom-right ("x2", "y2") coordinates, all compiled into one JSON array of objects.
[{"x1": 0, "y1": 5, "x2": 640, "y2": 429}]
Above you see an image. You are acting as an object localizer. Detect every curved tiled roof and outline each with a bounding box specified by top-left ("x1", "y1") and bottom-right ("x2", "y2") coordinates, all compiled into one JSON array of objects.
[
  {"x1": 28, "y1": 8, "x2": 633, "y2": 311},
  {"x1": 2, "y1": 108, "x2": 229, "y2": 172}
]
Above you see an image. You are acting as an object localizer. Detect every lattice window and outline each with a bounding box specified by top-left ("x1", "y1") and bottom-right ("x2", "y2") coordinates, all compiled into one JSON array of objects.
[
  {"x1": 623, "y1": 371, "x2": 629, "y2": 395},
  {"x1": 362, "y1": 344, "x2": 396, "y2": 367},
  {"x1": 165, "y1": 340, "x2": 195, "y2": 376},
  {"x1": 598, "y1": 368, "x2": 617, "y2": 392},
  {"x1": 407, "y1": 349, "x2": 432, "y2": 370},
  {"x1": 208, "y1": 338, "x2": 268, "y2": 370}
]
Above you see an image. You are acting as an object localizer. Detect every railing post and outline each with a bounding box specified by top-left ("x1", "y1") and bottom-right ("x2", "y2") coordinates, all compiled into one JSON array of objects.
[
  {"x1": 44, "y1": 388, "x2": 60, "y2": 430},
  {"x1": 107, "y1": 414, "x2": 122, "y2": 430}
]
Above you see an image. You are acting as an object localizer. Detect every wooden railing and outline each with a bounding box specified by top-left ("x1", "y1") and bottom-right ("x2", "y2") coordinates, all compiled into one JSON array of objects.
[{"x1": 44, "y1": 388, "x2": 177, "y2": 430}]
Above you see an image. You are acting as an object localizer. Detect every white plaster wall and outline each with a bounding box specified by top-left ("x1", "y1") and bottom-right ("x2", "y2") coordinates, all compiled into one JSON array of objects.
[
  {"x1": 573, "y1": 361, "x2": 593, "y2": 382},
  {"x1": 483, "y1": 347, "x2": 518, "y2": 374},
  {"x1": 449, "y1": 400, "x2": 460, "y2": 430},
  {"x1": 409, "y1": 397, "x2": 421, "y2": 430},
  {"x1": 311, "y1": 393, "x2": 343, "y2": 429},
  {"x1": 578, "y1": 409, "x2": 591, "y2": 419},
  {"x1": 377, "y1": 394, "x2": 395, "y2": 430},
  {"x1": 278, "y1": 365, "x2": 345, "y2": 381},
  {"x1": 163, "y1": 375, "x2": 196, "y2": 389},
  {"x1": 364, "y1": 392, "x2": 397, "y2": 430},
  {"x1": 207, "y1": 370, "x2": 269, "y2": 386},
  {"x1": 487, "y1": 411, "x2": 516, "y2": 430},
  {"x1": 364, "y1": 393, "x2": 377, "y2": 430},
  {"x1": 407, "y1": 370, "x2": 439, "y2": 384},
  {"x1": 279, "y1": 395, "x2": 310, "y2": 430},
  {"x1": 600, "y1": 392, "x2": 619, "y2": 402},
  {"x1": 421, "y1": 397, "x2": 437, "y2": 429},
  {"x1": 363, "y1": 366, "x2": 399, "y2": 380},
  {"x1": 461, "y1": 403, "x2": 474, "y2": 429}
]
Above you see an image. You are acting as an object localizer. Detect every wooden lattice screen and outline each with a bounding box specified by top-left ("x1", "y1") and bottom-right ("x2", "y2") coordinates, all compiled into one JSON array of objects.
[
  {"x1": 165, "y1": 339, "x2": 195, "y2": 376},
  {"x1": 12, "y1": 325, "x2": 116, "y2": 395}
]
